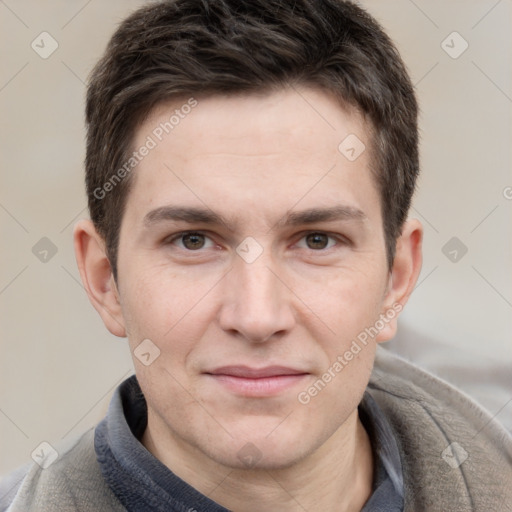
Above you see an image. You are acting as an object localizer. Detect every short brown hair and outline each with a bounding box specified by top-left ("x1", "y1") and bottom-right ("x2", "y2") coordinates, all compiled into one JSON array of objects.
[{"x1": 86, "y1": 0, "x2": 419, "y2": 280}]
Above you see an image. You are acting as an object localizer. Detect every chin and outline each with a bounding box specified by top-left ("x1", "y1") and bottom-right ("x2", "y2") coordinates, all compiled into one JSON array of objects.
[
  {"x1": 202, "y1": 425, "x2": 316, "y2": 471},
  {"x1": 216, "y1": 444, "x2": 311, "y2": 472}
]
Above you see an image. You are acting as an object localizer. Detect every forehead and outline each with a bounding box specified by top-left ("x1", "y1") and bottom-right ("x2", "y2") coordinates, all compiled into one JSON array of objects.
[
  {"x1": 125, "y1": 87, "x2": 380, "y2": 227},
  {"x1": 137, "y1": 88, "x2": 368, "y2": 160}
]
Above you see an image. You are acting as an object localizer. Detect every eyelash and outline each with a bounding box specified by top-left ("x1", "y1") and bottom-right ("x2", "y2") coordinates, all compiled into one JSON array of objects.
[{"x1": 166, "y1": 231, "x2": 348, "y2": 252}]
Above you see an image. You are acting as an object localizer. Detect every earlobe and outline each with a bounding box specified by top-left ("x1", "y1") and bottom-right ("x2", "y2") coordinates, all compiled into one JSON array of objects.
[
  {"x1": 73, "y1": 219, "x2": 127, "y2": 338},
  {"x1": 376, "y1": 218, "x2": 423, "y2": 342}
]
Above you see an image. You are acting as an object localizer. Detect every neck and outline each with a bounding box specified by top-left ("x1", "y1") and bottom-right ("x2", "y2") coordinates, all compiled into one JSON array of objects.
[{"x1": 142, "y1": 409, "x2": 374, "y2": 512}]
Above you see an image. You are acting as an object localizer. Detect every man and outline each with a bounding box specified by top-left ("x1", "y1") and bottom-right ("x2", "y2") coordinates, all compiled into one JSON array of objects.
[{"x1": 1, "y1": 0, "x2": 511, "y2": 510}]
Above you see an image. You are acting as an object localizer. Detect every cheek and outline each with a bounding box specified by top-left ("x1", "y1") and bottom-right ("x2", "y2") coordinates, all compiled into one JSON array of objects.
[
  {"x1": 295, "y1": 263, "x2": 387, "y2": 341},
  {"x1": 295, "y1": 271, "x2": 382, "y2": 420},
  {"x1": 119, "y1": 264, "x2": 220, "y2": 357}
]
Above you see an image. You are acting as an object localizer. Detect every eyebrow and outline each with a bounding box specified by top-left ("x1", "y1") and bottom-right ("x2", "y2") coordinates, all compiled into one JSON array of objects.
[
  {"x1": 143, "y1": 206, "x2": 228, "y2": 228},
  {"x1": 143, "y1": 205, "x2": 367, "y2": 230},
  {"x1": 280, "y1": 205, "x2": 367, "y2": 227}
]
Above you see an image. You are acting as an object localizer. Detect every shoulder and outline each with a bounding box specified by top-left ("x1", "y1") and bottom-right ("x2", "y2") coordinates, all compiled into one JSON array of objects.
[
  {"x1": 0, "y1": 429, "x2": 124, "y2": 512},
  {"x1": 370, "y1": 347, "x2": 512, "y2": 511}
]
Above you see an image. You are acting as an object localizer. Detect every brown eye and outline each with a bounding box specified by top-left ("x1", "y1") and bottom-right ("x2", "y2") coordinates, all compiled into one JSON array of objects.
[
  {"x1": 182, "y1": 233, "x2": 206, "y2": 250},
  {"x1": 305, "y1": 233, "x2": 329, "y2": 250}
]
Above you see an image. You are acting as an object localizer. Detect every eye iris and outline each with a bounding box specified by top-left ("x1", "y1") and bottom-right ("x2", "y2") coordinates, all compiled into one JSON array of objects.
[
  {"x1": 306, "y1": 233, "x2": 328, "y2": 250},
  {"x1": 183, "y1": 233, "x2": 205, "y2": 250}
]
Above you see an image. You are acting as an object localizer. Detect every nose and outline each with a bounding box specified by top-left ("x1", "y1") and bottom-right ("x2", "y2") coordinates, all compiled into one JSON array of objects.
[{"x1": 218, "y1": 256, "x2": 296, "y2": 343}]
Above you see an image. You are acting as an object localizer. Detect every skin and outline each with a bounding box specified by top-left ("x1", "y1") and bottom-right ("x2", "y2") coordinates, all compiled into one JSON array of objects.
[{"x1": 74, "y1": 87, "x2": 422, "y2": 512}]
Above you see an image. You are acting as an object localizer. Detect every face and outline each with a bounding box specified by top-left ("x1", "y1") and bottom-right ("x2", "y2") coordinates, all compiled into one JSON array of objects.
[{"x1": 115, "y1": 87, "x2": 395, "y2": 470}]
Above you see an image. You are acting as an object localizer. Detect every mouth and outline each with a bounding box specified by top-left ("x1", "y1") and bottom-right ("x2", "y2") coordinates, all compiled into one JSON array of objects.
[{"x1": 204, "y1": 366, "x2": 310, "y2": 397}]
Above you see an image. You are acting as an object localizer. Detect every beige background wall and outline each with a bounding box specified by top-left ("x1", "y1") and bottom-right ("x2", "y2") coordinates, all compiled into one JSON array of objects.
[{"x1": 1, "y1": 0, "x2": 511, "y2": 475}]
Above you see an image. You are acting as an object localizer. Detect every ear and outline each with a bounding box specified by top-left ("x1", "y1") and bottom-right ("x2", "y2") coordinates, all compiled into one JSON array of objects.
[
  {"x1": 376, "y1": 218, "x2": 423, "y2": 342},
  {"x1": 73, "y1": 219, "x2": 127, "y2": 337}
]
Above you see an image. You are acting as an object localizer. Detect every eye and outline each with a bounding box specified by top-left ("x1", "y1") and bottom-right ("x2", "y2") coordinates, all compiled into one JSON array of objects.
[
  {"x1": 170, "y1": 232, "x2": 215, "y2": 251},
  {"x1": 297, "y1": 232, "x2": 338, "y2": 250}
]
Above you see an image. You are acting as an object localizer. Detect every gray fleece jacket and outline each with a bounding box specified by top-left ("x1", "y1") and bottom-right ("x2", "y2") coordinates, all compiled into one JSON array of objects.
[{"x1": 1, "y1": 347, "x2": 511, "y2": 511}]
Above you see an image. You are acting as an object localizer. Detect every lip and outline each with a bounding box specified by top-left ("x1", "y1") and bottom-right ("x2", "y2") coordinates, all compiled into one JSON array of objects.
[{"x1": 204, "y1": 366, "x2": 309, "y2": 397}]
